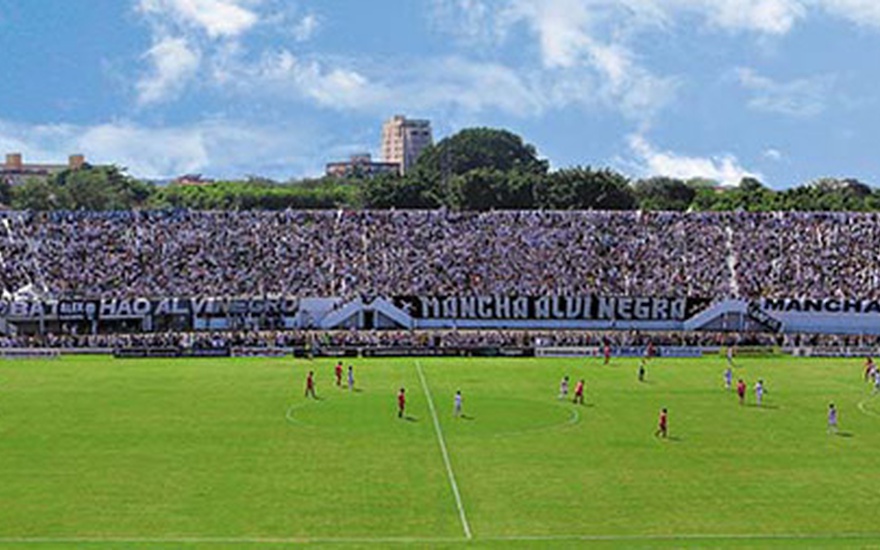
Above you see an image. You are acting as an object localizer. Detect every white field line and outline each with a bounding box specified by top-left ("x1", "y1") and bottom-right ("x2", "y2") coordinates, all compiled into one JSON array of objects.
[
  {"x1": 857, "y1": 397, "x2": 880, "y2": 418},
  {"x1": 414, "y1": 360, "x2": 472, "y2": 540},
  {"x1": 0, "y1": 536, "x2": 461, "y2": 546},
  {"x1": 284, "y1": 402, "x2": 318, "y2": 426},
  {"x1": 3, "y1": 532, "x2": 880, "y2": 545},
  {"x1": 485, "y1": 532, "x2": 880, "y2": 543},
  {"x1": 490, "y1": 403, "x2": 580, "y2": 440}
]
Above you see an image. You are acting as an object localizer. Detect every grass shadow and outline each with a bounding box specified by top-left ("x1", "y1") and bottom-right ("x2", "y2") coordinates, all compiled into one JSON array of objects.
[
  {"x1": 404, "y1": 415, "x2": 419, "y2": 422},
  {"x1": 836, "y1": 431, "x2": 854, "y2": 438}
]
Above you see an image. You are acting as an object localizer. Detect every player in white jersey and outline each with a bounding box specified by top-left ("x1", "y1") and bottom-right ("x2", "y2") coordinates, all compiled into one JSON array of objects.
[
  {"x1": 558, "y1": 376, "x2": 570, "y2": 400},
  {"x1": 754, "y1": 380, "x2": 764, "y2": 406},
  {"x1": 454, "y1": 390, "x2": 463, "y2": 417},
  {"x1": 828, "y1": 403, "x2": 838, "y2": 434},
  {"x1": 347, "y1": 365, "x2": 355, "y2": 390},
  {"x1": 873, "y1": 369, "x2": 880, "y2": 394},
  {"x1": 727, "y1": 345, "x2": 736, "y2": 368},
  {"x1": 724, "y1": 367, "x2": 733, "y2": 390}
]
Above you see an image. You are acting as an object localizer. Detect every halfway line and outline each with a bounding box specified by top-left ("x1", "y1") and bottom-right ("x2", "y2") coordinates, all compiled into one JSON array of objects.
[{"x1": 415, "y1": 360, "x2": 472, "y2": 540}]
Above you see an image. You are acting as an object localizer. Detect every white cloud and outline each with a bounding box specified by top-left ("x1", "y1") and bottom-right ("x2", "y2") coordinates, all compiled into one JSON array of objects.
[
  {"x1": 735, "y1": 67, "x2": 833, "y2": 117},
  {"x1": 232, "y1": 52, "x2": 598, "y2": 117},
  {"x1": 444, "y1": 0, "x2": 814, "y2": 120},
  {"x1": 763, "y1": 148, "x2": 784, "y2": 161},
  {"x1": 247, "y1": 50, "x2": 377, "y2": 109},
  {"x1": 820, "y1": 0, "x2": 880, "y2": 28},
  {"x1": 137, "y1": 0, "x2": 259, "y2": 38},
  {"x1": 292, "y1": 13, "x2": 319, "y2": 42},
  {"x1": 0, "y1": 118, "x2": 324, "y2": 179},
  {"x1": 488, "y1": 0, "x2": 678, "y2": 118},
  {"x1": 395, "y1": 57, "x2": 548, "y2": 114},
  {"x1": 136, "y1": 36, "x2": 201, "y2": 105},
  {"x1": 134, "y1": 0, "x2": 261, "y2": 105},
  {"x1": 628, "y1": 134, "x2": 760, "y2": 185},
  {"x1": 692, "y1": 0, "x2": 806, "y2": 35},
  {"x1": 430, "y1": 0, "x2": 499, "y2": 45}
]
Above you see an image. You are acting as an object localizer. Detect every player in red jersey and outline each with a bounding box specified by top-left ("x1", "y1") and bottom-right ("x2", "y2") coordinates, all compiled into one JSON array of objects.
[
  {"x1": 397, "y1": 388, "x2": 406, "y2": 418},
  {"x1": 865, "y1": 357, "x2": 875, "y2": 382},
  {"x1": 603, "y1": 343, "x2": 611, "y2": 365},
  {"x1": 334, "y1": 361, "x2": 343, "y2": 387},
  {"x1": 736, "y1": 379, "x2": 746, "y2": 405},
  {"x1": 573, "y1": 379, "x2": 585, "y2": 405},
  {"x1": 646, "y1": 341, "x2": 655, "y2": 361},
  {"x1": 305, "y1": 371, "x2": 317, "y2": 399},
  {"x1": 655, "y1": 408, "x2": 668, "y2": 438}
]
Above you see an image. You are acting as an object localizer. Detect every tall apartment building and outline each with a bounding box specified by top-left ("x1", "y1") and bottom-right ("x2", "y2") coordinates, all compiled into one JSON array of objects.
[{"x1": 381, "y1": 115, "x2": 432, "y2": 175}]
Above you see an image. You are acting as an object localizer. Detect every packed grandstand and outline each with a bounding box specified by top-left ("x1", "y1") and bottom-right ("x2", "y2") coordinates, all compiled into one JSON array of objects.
[
  {"x1": 3, "y1": 209, "x2": 880, "y2": 300},
  {"x1": 1, "y1": 209, "x2": 879, "y2": 352}
]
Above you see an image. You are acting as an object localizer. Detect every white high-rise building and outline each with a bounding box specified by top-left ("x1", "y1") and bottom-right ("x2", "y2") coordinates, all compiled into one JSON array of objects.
[{"x1": 381, "y1": 115, "x2": 433, "y2": 175}]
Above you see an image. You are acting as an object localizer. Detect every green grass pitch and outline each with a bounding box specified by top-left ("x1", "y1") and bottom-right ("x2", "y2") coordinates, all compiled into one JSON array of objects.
[{"x1": 1, "y1": 354, "x2": 880, "y2": 548}]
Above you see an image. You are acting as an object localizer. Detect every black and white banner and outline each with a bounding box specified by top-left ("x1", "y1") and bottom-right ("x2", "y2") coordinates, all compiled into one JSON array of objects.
[
  {"x1": 2, "y1": 297, "x2": 299, "y2": 321},
  {"x1": 394, "y1": 295, "x2": 711, "y2": 322}
]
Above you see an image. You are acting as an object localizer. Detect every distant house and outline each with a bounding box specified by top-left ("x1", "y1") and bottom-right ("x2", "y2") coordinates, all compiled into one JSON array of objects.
[
  {"x1": 325, "y1": 153, "x2": 401, "y2": 179},
  {"x1": 174, "y1": 174, "x2": 215, "y2": 186},
  {"x1": 1, "y1": 153, "x2": 89, "y2": 186}
]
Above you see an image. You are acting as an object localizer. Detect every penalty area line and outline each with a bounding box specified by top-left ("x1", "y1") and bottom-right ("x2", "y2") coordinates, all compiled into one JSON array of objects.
[{"x1": 415, "y1": 360, "x2": 472, "y2": 540}]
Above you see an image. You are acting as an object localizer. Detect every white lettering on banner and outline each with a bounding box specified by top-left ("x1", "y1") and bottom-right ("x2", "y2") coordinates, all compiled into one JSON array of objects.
[
  {"x1": 495, "y1": 296, "x2": 510, "y2": 318},
  {"x1": 478, "y1": 296, "x2": 492, "y2": 319},
  {"x1": 534, "y1": 296, "x2": 550, "y2": 319},
  {"x1": 513, "y1": 297, "x2": 529, "y2": 319},
  {"x1": 442, "y1": 297, "x2": 458, "y2": 318},
  {"x1": 598, "y1": 297, "x2": 614, "y2": 320},
  {"x1": 652, "y1": 299, "x2": 668, "y2": 320},
  {"x1": 460, "y1": 297, "x2": 476, "y2": 318}
]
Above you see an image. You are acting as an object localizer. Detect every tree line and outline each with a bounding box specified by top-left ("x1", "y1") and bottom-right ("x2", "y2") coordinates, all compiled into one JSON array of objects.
[{"x1": 9, "y1": 127, "x2": 880, "y2": 212}]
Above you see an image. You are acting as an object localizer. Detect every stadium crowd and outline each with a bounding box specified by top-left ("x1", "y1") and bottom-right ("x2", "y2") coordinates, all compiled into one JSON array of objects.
[
  {"x1": 1, "y1": 210, "x2": 879, "y2": 301},
  {"x1": 0, "y1": 328, "x2": 873, "y2": 351}
]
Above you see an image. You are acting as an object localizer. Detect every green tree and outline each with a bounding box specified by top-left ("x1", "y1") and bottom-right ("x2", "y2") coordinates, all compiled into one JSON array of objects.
[
  {"x1": 536, "y1": 167, "x2": 635, "y2": 210},
  {"x1": 411, "y1": 127, "x2": 549, "y2": 202},
  {"x1": 449, "y1": 169, "x2": 537, "y2": 211},
  {"x1": 149, "y1": 179, "x2": 360, "y2": 210},
  {"x1": 705, "y1": 177, "x2": 776, "y2": 211},
  {"x1": 633, "y1": 177, "x2": 695, "y2": 211},
  {"x1": 0, "y1": 180, "x2": 11, "y2": 206},
  {"x1": 361, "y1": 173, "x2": 442, "y2": 209},
  {"x1": 53, "y1": 166, "x2": 153, "y2": 210},
  {"x1": 11, "y1": 177, "x2": 68, "y2": 210}
]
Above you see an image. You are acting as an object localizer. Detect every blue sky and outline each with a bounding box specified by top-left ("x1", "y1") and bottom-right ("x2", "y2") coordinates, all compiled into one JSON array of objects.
[{"x1": 1, "y1": 0, "x2": 879, "y2": 186}]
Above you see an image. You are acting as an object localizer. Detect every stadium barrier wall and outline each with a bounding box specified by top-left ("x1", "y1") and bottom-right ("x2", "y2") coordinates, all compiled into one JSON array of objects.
[
  {"x1": 725, "y1": 346, "x2": 780, "y2": 357},
  {"x1": 7, "y1": 295, "x2": 880, "y2": 335},
  {"x1": 0, "y1": 348, "x2": 62, "y2": 359},
  {"x1": 535, "y1": 346, "x2": 704, "y2": 358},
  {"x1": 231, "y1": 347, "x2": 291, "y2": 358},
  {"x1": 113, "y1": 348, "x2": 231, "y2": 358},
  {"x1": 787, "y1": 346, "x2": 879, "y2": 358}
]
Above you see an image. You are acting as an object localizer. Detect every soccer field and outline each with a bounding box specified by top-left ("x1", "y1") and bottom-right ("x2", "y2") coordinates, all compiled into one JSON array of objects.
[{"x1": 1, "y1": 354, "x2": 879, "y2": 549}]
